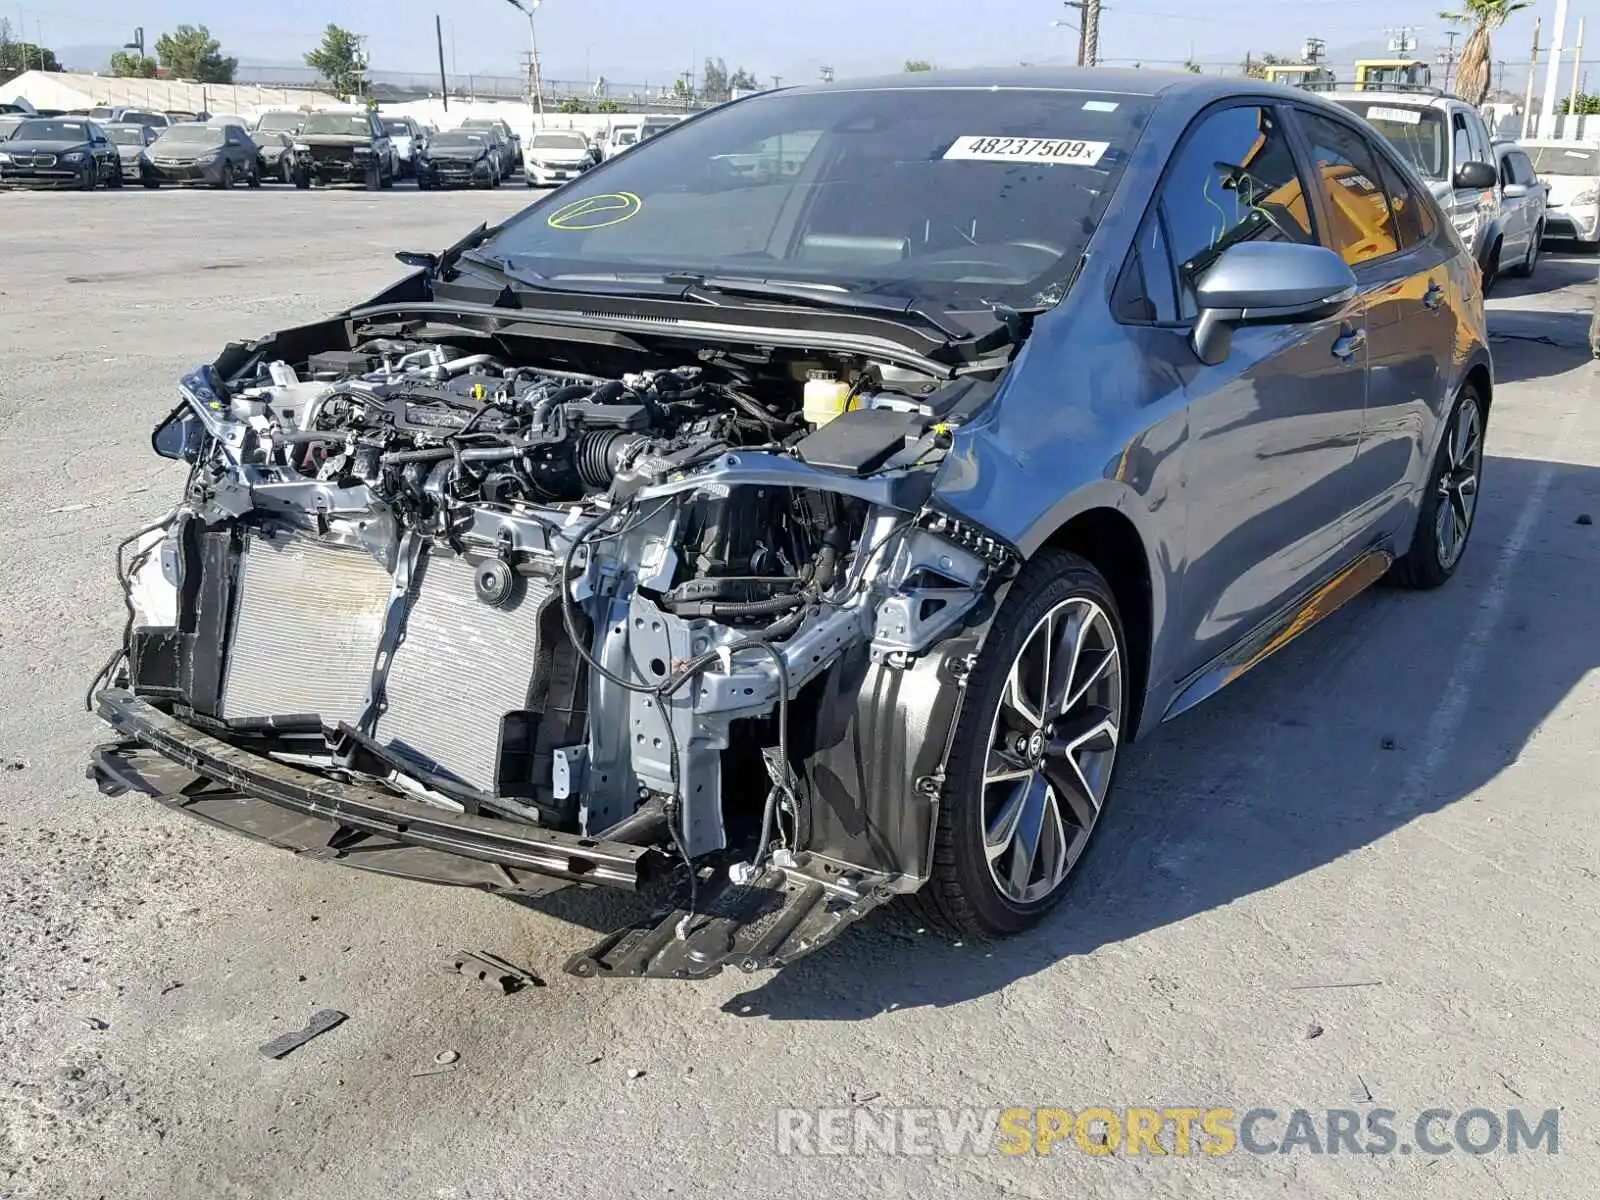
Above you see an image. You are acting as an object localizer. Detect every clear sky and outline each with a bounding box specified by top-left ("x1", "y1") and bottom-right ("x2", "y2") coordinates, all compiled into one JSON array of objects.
[{"x1": 16, "y1": 0, "x2": 1577, "y2": 89}]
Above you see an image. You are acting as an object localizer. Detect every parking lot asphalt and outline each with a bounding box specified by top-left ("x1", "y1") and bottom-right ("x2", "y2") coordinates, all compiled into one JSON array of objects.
[{"x1": 2, "y1": 189, "x2": 1598, "y2": 1200}]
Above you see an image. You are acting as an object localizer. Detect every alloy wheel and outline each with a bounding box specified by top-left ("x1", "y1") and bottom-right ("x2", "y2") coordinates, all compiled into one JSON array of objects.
[
  {"x1": 1434, "y1": 396, "x2": 1482, "y2": 570},
  {"x1": 981, "y1": 596, "x2": 1123, "y2": 905}
]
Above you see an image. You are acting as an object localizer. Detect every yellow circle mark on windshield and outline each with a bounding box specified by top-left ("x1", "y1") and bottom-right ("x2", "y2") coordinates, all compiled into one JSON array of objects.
[{"x1": 547, "y1": 192, "x2": 643, "y2": 231}]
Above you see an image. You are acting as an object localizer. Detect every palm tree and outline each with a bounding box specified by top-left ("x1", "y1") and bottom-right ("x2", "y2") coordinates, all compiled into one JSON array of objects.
[{"x1": 1439, "y1": 0, "x2": 1531, "y2": 104}]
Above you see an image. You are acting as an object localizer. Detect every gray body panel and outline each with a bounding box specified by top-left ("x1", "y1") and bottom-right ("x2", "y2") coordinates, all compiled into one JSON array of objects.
[{"x1": 925, "y1": 75, "x2": 1491, "y2": 738}]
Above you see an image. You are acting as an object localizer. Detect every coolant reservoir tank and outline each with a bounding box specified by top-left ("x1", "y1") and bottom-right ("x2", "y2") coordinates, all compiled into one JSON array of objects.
[{"x1": 803, "y1": 372, "x2": 855, "y2": 427}]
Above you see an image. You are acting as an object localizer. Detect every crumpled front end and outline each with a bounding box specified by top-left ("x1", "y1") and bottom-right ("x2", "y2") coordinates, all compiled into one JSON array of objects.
[{"x1": 89, "y1": 321, "x2": 1015, "y2": 978}]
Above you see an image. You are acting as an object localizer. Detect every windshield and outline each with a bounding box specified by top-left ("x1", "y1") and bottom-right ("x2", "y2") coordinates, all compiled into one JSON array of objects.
[
  {"x1": 301, "y1": 113, "x2": 371, "y2": 137},
  {"x1": 429, "y1": 132, "x2": 486, "y2": 150},
  {"x1": 106, "y1": 126, "x2": 146, "y2": 146},
  {"x1": 13, "y1": 119, "x2": 90, "y2": 142},
  {"x1": 123, "y1": 112, "x2": 167, "y2": 128},
  {"x1": 614, "y1": 129, "x2": 638, "y2": 146},
  {"x1": 256, "y1": 112, "x2": 302, "y2": 133},
  {"x1": 155, "y1": 125, "x2": 224, "y2": 147},
  {"x1": 481, "y1": 86, "x2": 1153, "y2": 308},
  {"x1": 1335, "y1": 100, "x2": 1448, "y2": 179},
  {"x1": 1527, "y1": 145, "x2": 1600, "y2": 176},
  {"x1": 532, "y1": 132, "x2": 587, "y2": 150}
]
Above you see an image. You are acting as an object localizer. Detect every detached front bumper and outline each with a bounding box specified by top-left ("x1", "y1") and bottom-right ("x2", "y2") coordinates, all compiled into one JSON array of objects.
[{"x1": 89, "y1": 689, "x2": 650, "y2": 893}]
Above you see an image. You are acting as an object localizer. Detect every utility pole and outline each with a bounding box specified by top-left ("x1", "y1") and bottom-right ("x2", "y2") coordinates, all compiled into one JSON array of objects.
[
  {"x1": 1541, "y1": 0, "x2": 1571, "y2": 137},
  {"x1": 1438, "y1": 29, "x2": 1459, "y2": 93},
  {"x1": 435, "y1": 14, "x2": 449, "y2": 110},
  {"x1": 1571, "y1": 17, "x2": 1586, "y2": 125},
  {"x1": 1384, "y1": 26, "x2": 1419, "y2": 57},
  {"x1": 1524, "y1": 17, "x2": 1542, "y2": 137}
]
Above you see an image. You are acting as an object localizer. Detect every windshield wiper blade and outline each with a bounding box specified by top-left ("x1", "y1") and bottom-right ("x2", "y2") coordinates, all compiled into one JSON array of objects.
[{"x1": 661, "y1": 273, "x2": 972, "y2": 340}]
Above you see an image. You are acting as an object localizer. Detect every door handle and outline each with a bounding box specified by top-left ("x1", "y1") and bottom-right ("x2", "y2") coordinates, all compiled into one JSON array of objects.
[
  {"x1": 1423, "y1": 281, "x2": 1445, "y2": 310},
  {"x1": 1331, "y1": 327, "x2": 1367, "y2": 361}
]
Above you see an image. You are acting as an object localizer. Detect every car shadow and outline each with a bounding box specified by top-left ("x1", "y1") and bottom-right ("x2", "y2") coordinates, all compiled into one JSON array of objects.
[{"x1": 706, "y1": 447, "x2": 1600, "y2": 1019}]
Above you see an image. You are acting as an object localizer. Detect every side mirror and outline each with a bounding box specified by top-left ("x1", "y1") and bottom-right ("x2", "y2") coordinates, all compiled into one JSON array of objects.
[
  {"x1": 1453, "y1": 160, "x2": 1497, "y2": 190},
  {"x1": 1502, "y1": 181, "x2": 1529, "y2": 198},
  {"x1": 1191, "y1": 241, "x2": 1357, "y2": 367}
]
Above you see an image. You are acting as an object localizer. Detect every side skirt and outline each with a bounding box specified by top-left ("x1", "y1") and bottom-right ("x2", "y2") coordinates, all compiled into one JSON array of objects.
[{"x1": 1162, "y1": 547, "x2": 1394, "y2": 723}]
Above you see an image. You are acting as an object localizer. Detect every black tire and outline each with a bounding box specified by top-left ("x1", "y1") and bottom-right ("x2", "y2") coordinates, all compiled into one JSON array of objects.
[
  {"x1": 365, "y1": 160, "x2": 381, "y2": 191},
  {"x1": 1512, "y1": 225, "x2": 1542, "y2": 277},
  {"x1": 910, "y1": 549, "x2": 1129, "y2": 938},
  {"x1": 142, "y1": 176, "x2": 159, "y2": 189},
  {"x1": 246, "y1": 162, "x2": 262, "y2": 189},
  {"x1": 215, "y1": 162, "x2": 235, "y2": 190},
  {"x1": 107, "y1": 164, "x2": 123, "y2": 189},
  {"x1": 1390, "y1": 384, "x2": 1485, "y2": 591},
  {"x1": 293, "y1": 168, "x2": 310, "y2": 190},
  {"x1": 80, "y1": 161, "x2": 98, "y2": 190},
  {"x1": 379, "y1": 161, "x2": 394, "y2": 189},
  {"x1": 1480, "y1": 239, "x2": 1501, "y2": 297}
]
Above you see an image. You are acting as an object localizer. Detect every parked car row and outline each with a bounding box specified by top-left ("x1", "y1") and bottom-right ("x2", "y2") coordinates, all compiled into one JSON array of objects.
[
  {"x1": 0, "y1": 107, "x2": 670, "y2": 193},
  {"x1": 1324, "y1": 85, "x2": 1600, "y2": 290}
]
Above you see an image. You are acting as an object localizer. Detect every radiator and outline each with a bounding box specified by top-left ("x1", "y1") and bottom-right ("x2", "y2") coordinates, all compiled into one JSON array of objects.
[
  {"x1": 373, "y1": 550, "x2": 557, "y2": 795},
  {"x1": 220, "y1": 533, "x2": 391, "y2": 725},
  {"x1": 219, "y1": 534, "x2": 556, "y2": 795}
]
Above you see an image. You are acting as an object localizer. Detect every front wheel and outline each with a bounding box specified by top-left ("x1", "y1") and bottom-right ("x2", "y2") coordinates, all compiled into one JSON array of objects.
[
  {"x1": 911, "y1": 549, "x2": 1127, "y2": 938},
  {"x1": 1391, "y1": 385, "x2": 1485, "y2": 590},
  {"x1": 80, "y1": 161, "x2": 98, "y2": 190},
  {"x1": 215, "y1": 162, "x2": 235, "y2": 190}
]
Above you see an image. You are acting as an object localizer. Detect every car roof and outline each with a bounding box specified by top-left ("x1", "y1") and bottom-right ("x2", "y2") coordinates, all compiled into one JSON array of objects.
[{"x1": 1323, "y1": 89, "x2": 1461, "y2": 109}]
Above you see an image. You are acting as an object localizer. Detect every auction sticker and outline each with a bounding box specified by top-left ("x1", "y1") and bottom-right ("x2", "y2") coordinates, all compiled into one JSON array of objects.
[
  {"x1": 1363, "y1": 106, "x2": 1424, "y2": 125},
  {"x1": 943, "y1": 136, "x2": 1109, "y2": 165},
  {"x1": 547, "y1": 192, "x2": 643, "y2": 231}
]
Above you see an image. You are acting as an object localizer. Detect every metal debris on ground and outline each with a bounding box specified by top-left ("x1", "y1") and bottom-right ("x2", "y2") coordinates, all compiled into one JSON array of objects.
[
  {"x1": 1578, "y1": 514, "x2": 1594, "y2": 526},
  {"x1": 627, "y1": 1067, "x2": 646, "y2": 1080},
  {"x1": 434, "y1": 1050, "x2": 460, "y2": 1065},
  {"x1": 1305, "y1": 1023, "x2": 1325, "y2": 1040},
  {"x1": 84, "y1": 1017, "x2": 110, "y2": 1031},
  {"x1": 258, "y1": 1009, "x2": 348, "y2": 1060},
  {"x1": 450, "y1": 949, "x2": 545, "y2": 995}
]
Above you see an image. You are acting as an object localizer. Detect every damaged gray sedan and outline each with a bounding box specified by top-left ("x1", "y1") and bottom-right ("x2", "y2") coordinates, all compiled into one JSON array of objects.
[{"x1": 89, "y1": 69, "x2": 1491, "y2": 979}]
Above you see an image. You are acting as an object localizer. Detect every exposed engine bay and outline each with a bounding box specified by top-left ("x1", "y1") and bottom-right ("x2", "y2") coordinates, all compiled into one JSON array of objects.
[{"x1": 92, "y1": 323, "x2": 1017, "y2": 978}]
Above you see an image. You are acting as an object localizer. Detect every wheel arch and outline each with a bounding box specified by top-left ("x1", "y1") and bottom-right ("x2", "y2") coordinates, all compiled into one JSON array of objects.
[{"x1": 1038, "y1": 505, "x2": 1155, "y2": 742}]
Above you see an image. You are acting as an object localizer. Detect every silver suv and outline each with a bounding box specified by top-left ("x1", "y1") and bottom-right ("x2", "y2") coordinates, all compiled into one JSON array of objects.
[{"x1": 1331, "y1": 92, "x2": 1503, "y2": 280}]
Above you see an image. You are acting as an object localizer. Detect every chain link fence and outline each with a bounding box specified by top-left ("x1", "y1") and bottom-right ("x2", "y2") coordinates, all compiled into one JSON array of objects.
[{"x1": 235, "y1": 65, "x2": 714, "y2": 112}]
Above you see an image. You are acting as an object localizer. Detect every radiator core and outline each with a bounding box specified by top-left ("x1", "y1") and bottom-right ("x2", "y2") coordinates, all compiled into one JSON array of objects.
[
  {"x1": 220, "y1": 533, "x2": 391, "y2": 725},
  {"x1": 219, "y1": 533, "x2": 556, "y2": 797},
  {"x1": 374, "y1": 551, "x2": 555, "y2": 794}
]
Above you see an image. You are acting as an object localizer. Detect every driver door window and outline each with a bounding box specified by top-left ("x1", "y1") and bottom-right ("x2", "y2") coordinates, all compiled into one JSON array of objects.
[{"x1": 1156, "y1": 105, "x2": 1316, "y2": 319}]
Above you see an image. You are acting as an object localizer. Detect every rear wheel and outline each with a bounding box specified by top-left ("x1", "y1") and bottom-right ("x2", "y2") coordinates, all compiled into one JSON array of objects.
[
  {"x1": 912, "y1": 549, "x2": 1127, "y2": 938},
  {"x1": 1391, "y1": 384, "x2": 1484, "y2": 590}
]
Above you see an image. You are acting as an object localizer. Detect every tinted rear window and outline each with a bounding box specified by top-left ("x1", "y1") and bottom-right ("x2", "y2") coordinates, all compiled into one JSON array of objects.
[{"x1": 1334, "y1": 101, "x2": 1448, "y2": 180}]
